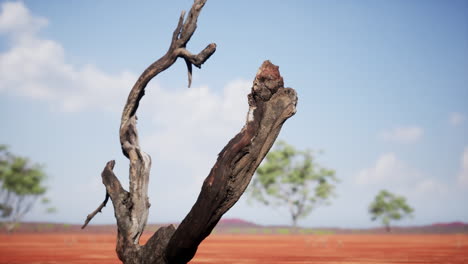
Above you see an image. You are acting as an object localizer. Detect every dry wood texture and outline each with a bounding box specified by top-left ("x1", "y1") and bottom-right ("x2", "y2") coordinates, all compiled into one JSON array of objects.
[{"x1": 82, "y1": 1, "x2": 297, "y2": 263}]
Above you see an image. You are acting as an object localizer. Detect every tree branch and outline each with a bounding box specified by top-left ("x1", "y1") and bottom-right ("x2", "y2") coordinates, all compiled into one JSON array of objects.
[
  {"x1": 177, "y1": 0, "x2": 207, "y2": 45},
  {"x1": 178, "y1": 43, "x2": 216, "y2": 87},
  {"x1": 119, "y1": 0, "x2": 213, "y2": 134},
  {"x1": 165, "y1": 61, "x2": 297, "y2": 263},
  {"x1": 82, "y1": 160, "x2": 124, "y2": 229},
  {"x1": 80, "y1": 1, "x2": 216, "y2": 262},
  {"x1": 110, "y1": 0, "x2": 215, "y2": 251},
  {"x1": 81, "y1": 192, "x2": 109, "y2": 229}
]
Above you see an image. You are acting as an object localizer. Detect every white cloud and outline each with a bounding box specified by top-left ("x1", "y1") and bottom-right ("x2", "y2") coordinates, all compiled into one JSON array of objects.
[
  {"x1": 449, "y1": 112, "x2": 465, "y2": 126},
  {"x1": 355, "y1": 153, "x2": 422, "y2": 186},
  {"x1": 0, "y1": 1, "x2": 252, "y2": 120},
  {"x1": 457, "y1": 147, "x2": 468, "y2": 187},
  {"x1": 355, "y1": 153, "x2": 449, "y2": 202},
  {"x1": 0, "y1": 1, "x2": 135, "y2": 112},
  {"x1": 0, "y1": 0, "x2": 253, "y2": 178},
  {"x1": 0, "y1": 2, "x2": 47, "y2": 37},
  {"x1": 142, "y1": 79, "x2": 251, "y2": 186},
  {"x1": 380, "y1": 126, "x2": 423, "y2": 143},
  {"x1": 413, "y1": 179, "x2": 448, "y2": 197},
  {"x1": 0, "y1": 1, "x2": 255, "y2": 223}
]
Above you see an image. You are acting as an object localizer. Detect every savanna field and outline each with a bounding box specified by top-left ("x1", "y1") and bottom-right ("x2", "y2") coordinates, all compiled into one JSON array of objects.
[{"x1": 1, "y1": 232, "x2": 467, "y2": 263}]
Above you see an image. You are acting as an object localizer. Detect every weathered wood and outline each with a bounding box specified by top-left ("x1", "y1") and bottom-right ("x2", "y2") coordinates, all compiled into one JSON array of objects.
[
  {"x1": 82, "y1": 1, "x2": 297, "y2": 263},
  {"x1": 165, "y1": 61, "x2": 297, "y2": 263},
  {"x1": 114, "y1": 1, "x2": 215, "y2": 262}
]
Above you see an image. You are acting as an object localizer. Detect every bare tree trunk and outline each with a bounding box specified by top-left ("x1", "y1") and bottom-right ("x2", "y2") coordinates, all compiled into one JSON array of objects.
[
  {"x1": 82, "y1": 1, "x2": 297, "y2": 263},
  {"x1": 292, "y1": 215, "x2": 298, "y2": 232}
]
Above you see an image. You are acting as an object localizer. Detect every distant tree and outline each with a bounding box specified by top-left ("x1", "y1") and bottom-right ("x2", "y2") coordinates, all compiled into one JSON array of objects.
[
  {"x1": 248, "y1": 141, "x2": 338, "y2": 228},
  {"x1": 0, "y1": 145, "x2": 54, "y2": 231},
  {"x1": 369, "y1": 190, "x2": 414, "y2": 232}
]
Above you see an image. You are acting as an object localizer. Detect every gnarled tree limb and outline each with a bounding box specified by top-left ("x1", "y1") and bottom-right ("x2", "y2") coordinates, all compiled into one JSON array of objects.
[
  {"x1": 82, "y1": 1, "x2": 297, "y2": 263},
  {"x1": 165, "y1": 61, "x2": 297, "y2": 263}
]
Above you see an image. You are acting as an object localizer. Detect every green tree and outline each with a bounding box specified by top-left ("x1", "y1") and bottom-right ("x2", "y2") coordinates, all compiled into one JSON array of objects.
[
  {"x1": 0, "y1": 145, "x2": 53, "y2": 231},
  {"x1": 369, "y1": 190, "x2": 414, "y2": 232},
  {"x1": 248, "y1": 141, "x2": 338, "y2": 228}
]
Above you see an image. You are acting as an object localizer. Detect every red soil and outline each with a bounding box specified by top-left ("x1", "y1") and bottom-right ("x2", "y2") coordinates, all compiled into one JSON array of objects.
[{"x1": 0, "y1": 233, "x2": 467, "y2": 263}]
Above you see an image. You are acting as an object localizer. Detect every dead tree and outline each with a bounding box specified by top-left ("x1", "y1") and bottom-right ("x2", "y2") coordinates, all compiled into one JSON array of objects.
[{"x1": 82, "y1": 1, "x2": 297, "y2": 263}]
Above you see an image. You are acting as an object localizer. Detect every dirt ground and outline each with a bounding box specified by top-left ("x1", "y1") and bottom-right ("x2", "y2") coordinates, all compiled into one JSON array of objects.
[{"x1": 0, "y1": 233, "x2": 467, "y2": 263}]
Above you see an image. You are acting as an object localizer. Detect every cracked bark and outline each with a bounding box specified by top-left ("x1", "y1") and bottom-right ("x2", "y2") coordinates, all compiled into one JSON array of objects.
[{"x1": 82, "y1": 1, "x2": 297, "y2": 263}]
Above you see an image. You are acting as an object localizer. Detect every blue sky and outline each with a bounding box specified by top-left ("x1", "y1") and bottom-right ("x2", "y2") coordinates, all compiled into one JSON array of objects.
[{"x1": 0, "y1": 0, "x2": 467, "y2": 228}]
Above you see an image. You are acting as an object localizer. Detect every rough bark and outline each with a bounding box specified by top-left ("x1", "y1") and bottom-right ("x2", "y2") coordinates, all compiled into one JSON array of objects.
[
  {"x1": 82, "y1": 1, "x2": 297, "y2": 263},
  {"x1": 165, "y1": 61, "x2": 297, "y2": 263}
]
